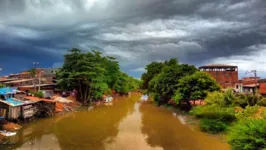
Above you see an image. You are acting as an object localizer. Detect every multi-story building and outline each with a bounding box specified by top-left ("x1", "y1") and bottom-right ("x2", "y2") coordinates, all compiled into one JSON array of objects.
[
  {"x1": 36, "y1": 68, "x2": 59, "y2": 83},
  {"x1": 199, "y1": 64, "x2": 238, "y2": 89},
  {"x1": 18, "y1": 72, "x2": 32, "y2": 79}
]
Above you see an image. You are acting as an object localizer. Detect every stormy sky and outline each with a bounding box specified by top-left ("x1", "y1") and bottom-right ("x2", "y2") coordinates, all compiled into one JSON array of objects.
[{"x1": 0, "y1": 0, "x2": 265, "y2": 78}]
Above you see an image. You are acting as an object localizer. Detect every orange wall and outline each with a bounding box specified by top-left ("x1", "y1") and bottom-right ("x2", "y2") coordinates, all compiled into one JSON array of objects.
[{"x1": 259, "y1": 83, "x2": 266, "y2": 95}]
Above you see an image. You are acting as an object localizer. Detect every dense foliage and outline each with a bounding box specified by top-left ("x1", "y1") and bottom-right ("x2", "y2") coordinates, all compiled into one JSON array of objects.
[
  {"x1": 228, "y1": 119, "x2": 266, "y2": 150},
  {"x1": 190, "y1": 87, "x2": 266, "y2": 149},
  {"x1": 190, "y1": 105, "x2": 236, "y2": 123},
  {"x1": 200, "y1": 119, "x2": 228, "y2": 134},
  {"x1": 141, "y1": 58, "x2": 219, "y2": 108},
  {"x1": 173, "y1": 72, "x2": 220, "y2": 109},
  {"x1": 141, "y1": 62, "x2": 164, "y2": 90},
  {"x1": 57, "y1": 48, "x2": 140, "y2": 104}
]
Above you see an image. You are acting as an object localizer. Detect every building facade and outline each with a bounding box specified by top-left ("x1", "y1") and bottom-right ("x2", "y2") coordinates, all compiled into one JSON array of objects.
[
  {"x1": 199, "y1": 64, "x2": 238, "y2": 89},
  {"x1": 259, "y1": 79, "x2": 266, "y2": 96},
  {"x1": 235, "y1": 77, "x2": 260, "y2": 93}
]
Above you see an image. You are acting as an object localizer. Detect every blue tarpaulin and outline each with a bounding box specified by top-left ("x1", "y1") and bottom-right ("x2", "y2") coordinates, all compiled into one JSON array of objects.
[{"x1": 0, "y1": 87, "x2": 17, "y2": 95}]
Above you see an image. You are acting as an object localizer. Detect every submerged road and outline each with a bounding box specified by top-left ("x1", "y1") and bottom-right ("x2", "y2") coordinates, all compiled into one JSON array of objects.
[{"x1": 0, "y1": 93, "x2": 229, "y2": 150}]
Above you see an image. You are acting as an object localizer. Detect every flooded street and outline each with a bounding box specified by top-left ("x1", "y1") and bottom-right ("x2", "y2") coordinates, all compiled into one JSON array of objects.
[{"x1": 0, "y1": 94, "x2": 230, "y2": 150}]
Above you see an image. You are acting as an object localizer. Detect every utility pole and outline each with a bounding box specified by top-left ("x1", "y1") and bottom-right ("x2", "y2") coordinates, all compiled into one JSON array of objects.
[
  {"x1": 33, "y1": 62, "x2": 39, "y2": 92},
  {"x1": 38, "y1": 71, "x2": 44, "y2": 92}
]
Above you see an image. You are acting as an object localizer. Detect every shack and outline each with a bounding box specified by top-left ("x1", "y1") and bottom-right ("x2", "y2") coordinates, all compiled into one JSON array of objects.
[{"x1": 0, "y1": 88, "x2": 56, "y2": 120}]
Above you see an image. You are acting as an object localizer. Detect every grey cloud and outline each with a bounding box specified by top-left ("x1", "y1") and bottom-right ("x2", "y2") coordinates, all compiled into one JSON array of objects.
[{"x1": 0, "y1": 0, "x2": 265, "y2": 77}]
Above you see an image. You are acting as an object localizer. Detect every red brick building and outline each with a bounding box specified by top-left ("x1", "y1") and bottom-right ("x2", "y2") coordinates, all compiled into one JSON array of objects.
[
  {"x1": 259, "y1": 79, "x2": 266, "y2": 96},
  {"x1": 199, "y1": 64, "x2": 238, "y2": 89}
]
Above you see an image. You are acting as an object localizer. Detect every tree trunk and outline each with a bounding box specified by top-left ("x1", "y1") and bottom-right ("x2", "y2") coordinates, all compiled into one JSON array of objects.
[
  {"x1": 87, "y1": 81, "x2": 93, "y2": 104},
  {"x1": 78, "y1": 80, "x2": 83, "y2": 100},
  {"x1": 185, "y1": 99, "x2": 192, "y2": 110},
  {"x1": 84, "y1": 85, "x2": 89, "y2": 104}
]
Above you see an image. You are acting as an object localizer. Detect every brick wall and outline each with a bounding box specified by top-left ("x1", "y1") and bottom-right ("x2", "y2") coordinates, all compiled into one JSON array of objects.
[
  {"x1": 204, "y1": 71, "x2": 238, "y2": 89},
  {"x1": 259, "y1": 82, "x2": 266, "y2": 95}
]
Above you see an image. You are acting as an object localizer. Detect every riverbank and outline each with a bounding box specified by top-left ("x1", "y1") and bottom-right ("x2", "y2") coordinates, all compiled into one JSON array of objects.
[
  {"x1": 157, "y1": 101, "x2": 229, "y2": 140},
  {"x1": 0, "y1": 94, "x2": 230, "y2": 150}
]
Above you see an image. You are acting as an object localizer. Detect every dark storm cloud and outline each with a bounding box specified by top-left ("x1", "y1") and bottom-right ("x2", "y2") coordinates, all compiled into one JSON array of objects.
[{"x1": 0, "y1": 0, "x2": 265, "y2": 77}]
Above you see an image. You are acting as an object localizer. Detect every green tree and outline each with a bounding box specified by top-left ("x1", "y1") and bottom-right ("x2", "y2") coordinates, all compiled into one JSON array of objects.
[
  {"x1": 101, "y1": 56, "x2": 120, "y2": 89},
  {"x1": 57, "y1": 48, "x2": 139, "y2": 104},
  {"x1": 149, "y1": 59, "x2": 198, "y2": 105},
  {"x1": 141, "y1": 62, "x2": 164, "y2": 90},
  {"x1": 173, "y1": 71, "x2": 220, "y2": 109},
  {"x1": 57, "y1": 48, "x2": 105, "y2": 104}
]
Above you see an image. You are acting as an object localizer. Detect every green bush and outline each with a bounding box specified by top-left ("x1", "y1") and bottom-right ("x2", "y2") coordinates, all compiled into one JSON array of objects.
[
  {"x1": 104, "y1": 88, "x2": 113, "y2": 95},
  {"x1": 0, "y1": 84, "x2": 5, "y2": 88},
  {"x1": 228, "y1": 119, "x2": 266, "y2": 150},
  {"x1": 205, "y1": 91, "x2": 225, "y2": 106},
  {"x1": 236, "y1": 105, "x2": 259, "y2": 120},
  {"x1": 200, "y1": 119, "x2": 228, "y2": 134},
  {"x1": 34, "y1": 91, "x2": 44, "y2": 98},
  {"x1": 223, "y1": 88, "x2": 236, "y2": 106},
  {"x1": 190, "y1": 105, "x2": 236, "y2": 123},
  {"x1": 234, "y1": 93, "x2": 249, "y2": 108}
]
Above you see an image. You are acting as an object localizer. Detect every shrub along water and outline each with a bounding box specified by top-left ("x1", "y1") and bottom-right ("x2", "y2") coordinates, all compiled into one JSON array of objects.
[
  {"x1": 190, "y1": 88, "x2": 266, "y2": 148},
  {"x1": 200, "y1": 119, "x2": 229, "y2": 134},
  {"x1": 228, "y1": 119, "x2": 266, "y2": 150},
  {"x1": 190, "y1": 104, "x2": 236, "y2": 133}
]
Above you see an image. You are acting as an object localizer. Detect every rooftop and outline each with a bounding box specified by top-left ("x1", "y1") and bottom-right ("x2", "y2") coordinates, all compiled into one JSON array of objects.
[
  {"x1": 5, "y1": 78, "x2": 34, "y2": 84},
  {"x1": 0, "y1": 78, "x2": 18, "y2": 83},
  {"x1": 18, "y1": 83, "x2": 56, "y2": 88},
  {"x1": 19, "y1": 72, "x2": 30, "y2": 75},
  {"x1": 199, "y1": 64, "x2": 237, "y2": 68},
  {"x1": 23, "y1": 96, "x2": 55, "y2": 103},
  {"x1": 259, "y1": 79, "x2": 266, "y2": 83}
]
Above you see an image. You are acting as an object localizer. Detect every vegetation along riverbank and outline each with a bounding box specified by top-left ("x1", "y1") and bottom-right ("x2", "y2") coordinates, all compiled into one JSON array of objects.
[
  {"x1": 0, "y1": 48, "x2": 140, "y2": 138},
  {"x1": 57, "y1": 48, "x2": 141, "y2": 105},
  {"x1": 141, "y1": 58, "x2": 266, "y2": 150}
]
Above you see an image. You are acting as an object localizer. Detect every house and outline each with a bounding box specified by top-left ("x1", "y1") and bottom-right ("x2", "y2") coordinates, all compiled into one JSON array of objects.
[
  {"x1": 235, "y1": 77, "x2": 260, "y2": 94},
  {"x1": 199, "y1": 64, "x2": 238, "y2": 89},
  {"x1": 4, "y1": 79, "x2": 36, "y2": 87},
  {"x1": 0, "y1": 87, "x2": 56, "y2": 120},
  {"x1": 18, "y1": 83, "x2": 56, "y2": 92},
  {"x1": 0, "y1": 87, "x2": 37, "y2": 120}
]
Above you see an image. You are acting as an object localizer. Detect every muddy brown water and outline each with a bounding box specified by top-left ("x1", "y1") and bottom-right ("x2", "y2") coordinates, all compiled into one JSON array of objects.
[{"x1": 0, "y1": 94, "x2": 230, "y2": 150}]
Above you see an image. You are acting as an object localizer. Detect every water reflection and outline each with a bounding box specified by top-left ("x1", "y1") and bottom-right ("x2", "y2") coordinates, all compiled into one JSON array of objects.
[
  {"x1": 0, "y1": 95, "x2": 137, "y2": 150},
  {"x1": 140, "y1": 102, "x2": 230, "y2": 150},
  {"x1": 105, "y1": 102, "x2": 162, "y2": 150}
]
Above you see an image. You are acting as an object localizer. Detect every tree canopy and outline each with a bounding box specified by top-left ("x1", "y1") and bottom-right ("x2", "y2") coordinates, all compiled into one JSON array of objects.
[
  {"x1": 57, "y1": 48, "x2": 140, "y2": 104},
  {"x1": 141, "y1": 58, "x2": 220, "y2": 108},
  {"x1": 173, "y1": 71, "x2": 221, "y2": 108}
]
